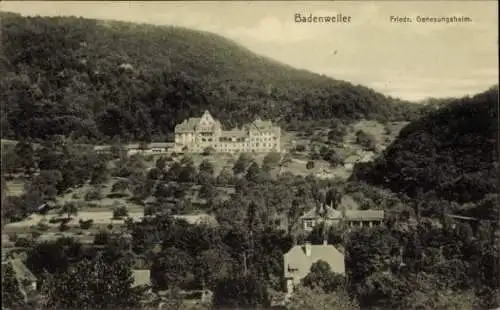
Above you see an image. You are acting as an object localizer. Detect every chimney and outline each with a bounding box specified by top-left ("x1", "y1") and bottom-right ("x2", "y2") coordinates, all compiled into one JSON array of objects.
[{"x1": 304, "y1": 242, "x2": 312, "y2": 257}]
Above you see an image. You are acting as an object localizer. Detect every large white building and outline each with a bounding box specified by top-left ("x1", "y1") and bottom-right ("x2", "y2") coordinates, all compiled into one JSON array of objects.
[{"x1": 174, "y1": 110, "x2": 281, "y2": 153}]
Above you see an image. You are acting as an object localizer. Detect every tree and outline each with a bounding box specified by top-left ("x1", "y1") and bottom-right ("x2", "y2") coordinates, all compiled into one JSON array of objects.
[
  {"x1": 302, "y1": 260, "x2": 345, "y2": 293},
  {"x1": 113, "y1": 205, "x2": 129, "y2": 219},
  {"x1": 216, "y1": 167, "x2": 233, "y2": 185},
  {"x1": 287, "y1": 287, "x2": 359, "y2": 310},
  {"x1": 2, "y1": 147, "x2": 23, "y2": 174},
  {"x1": 199, "y1": 182, "x2": 217, "y2": 200},
  {"x1": 26, "y1": 238, "x2": 84, "y2": 277},
  {"x1": 2, "y1": 262, "x2": 26, "y2": 309},
  {"x1": 233, "y1": 153, "x2": 253, "y2": 175},
  {"x1": 306, "y1": 160, "x2": 315, "y2": 170},
  {"x1": 156, "y1": 156, "x2": 167, "y2": 171},
  {"x1": 262, "y1": 152, "x2": 281, "y2": 172},
  {"x1": 43, "y1": 255, "x2": 142, "y2": 310},
  {"x1": 199, "y1": 159, "x2": 215, "y2": 176},
  {"x1": 246, "y1": 161, "x2": 265, "y2": 183},
  {"x1": 355, "y1": 130, "x2": 377, "y2": 151},
  {"x1": 150, "y1": 247, "x2": 195, "y2": 291},
  {"x1": 111, "y1": 179, "x2": 130, "y2": 195},
  {"x1": 90, "y1": 158, "x2": 109, "y2": 185},
  {"x1": 179, "y1": 160, "x2": 197, "y2": 183},
  {"x1": 58, "y1": 202, "x2": 78, "y2": 220},
  {"x1": 212, "y1": 275, "x2": 270, "y2": 309},
  {"x1": 14, "y1": 140, "x2": 36, "y2": 174},
  {"x1": 194, "y1": 248, "x2": 235, "y2": 290}
]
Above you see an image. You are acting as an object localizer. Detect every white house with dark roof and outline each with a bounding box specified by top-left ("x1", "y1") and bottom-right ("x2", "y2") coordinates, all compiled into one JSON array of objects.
[
  {"x1": 283, "y1": 242, "x2": 345, "y2": 294},
  {"x1": 174, "y1": 110, "x2": 280, "y2": 153}
]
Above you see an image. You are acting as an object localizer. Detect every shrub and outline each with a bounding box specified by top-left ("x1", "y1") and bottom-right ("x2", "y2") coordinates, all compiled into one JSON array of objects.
[
  {"x1": 37, "y1": 221, "x2": 50, "y2": 231},
  {"x1": 79, "y1": 219, "x2": 94, "y2": 230},
  {"x1": 85, "y1": 189, "x2": 102, "y2": 201},
  {"x1": 94, "y1": 230, "x2": 110, "y2": 245},
  {"x1": 59, "y1": 223, "x2": 70, "y2": 232},
  {"x1": 295, "y1": 144, "x2": 306, "y2": 152},
  {"x1": 355, "y1": 130, "x2": 377, "y2": 151},
  {"x1": 202, "y1": 147, "x2": 216, "y2": 156},
  {"x1": 14, "y1": 237, "x2": 32, "y2": 248},
  {"x1": 306, "y1": 161, "x2": 315, "y2": 170},
  {"x1": 113, "y1": 206, "x2": 128, "y2": 219},
  {"x1": 31, "y1": 231, "x2": 42, "y2": 239}
]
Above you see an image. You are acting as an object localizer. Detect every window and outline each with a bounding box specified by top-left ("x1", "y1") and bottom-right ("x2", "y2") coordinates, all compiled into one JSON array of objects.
[
  {"x1": 304, "y1": 220, "x2": 315, "y2": 229},
  {"x1": 288, "y1": 264, "x2": 298, "y2": 272}
]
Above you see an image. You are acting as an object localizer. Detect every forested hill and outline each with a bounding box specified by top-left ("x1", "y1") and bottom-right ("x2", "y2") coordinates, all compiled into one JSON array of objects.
[
  {"x1": 1, "y1": 12, "x2": 421, "y2": 143},
  {"x1": 352, "y1": 86, "x2": 498, "y2": 213}
]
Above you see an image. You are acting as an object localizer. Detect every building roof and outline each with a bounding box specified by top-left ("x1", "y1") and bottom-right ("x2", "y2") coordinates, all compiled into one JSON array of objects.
[
  {"x1": 147, "y1": 142, "x2": 174, "y2": 149},
  {"x1": 132, "y1": 269, "x2": 151, "y2": 287},
  {"x1": 345, "y1": 210, "x2": 384, "y2": 221},
  {"x1": 344, "y1": 155, "x2": 360, "y2": 164},
  {"x1": 300, "y1": 195, "x2": 362, "y2": 220},
  {"x1": 301, "y1": 207, "x2": 342, "y2": 220},
  {"x1": 174, "y1": 111, "x2": 223, "y2": 133},
  {"x1": 242, "y1": 117, "x2": 279, "y2": 133},
  {"x1": 284, "y1": 244, "x2": 345, "y2": 280},
  {"x1": 143, "y1": 196, "x2": 158, "y2": 205},
  {"x1": 220, "y1": 129, "x2": 247, "y2": 138},
  {"x1": 173, "y1": 214, "x2": 218, "y2": 226}
]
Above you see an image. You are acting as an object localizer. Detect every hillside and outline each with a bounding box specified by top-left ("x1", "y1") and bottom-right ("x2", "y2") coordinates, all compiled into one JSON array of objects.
[
  {"x1": 0, "y1": 12, "x2": 422, "y2": 143},
  {"x1": 352, "y1": 86, "x2": 498, "y2": 208}
]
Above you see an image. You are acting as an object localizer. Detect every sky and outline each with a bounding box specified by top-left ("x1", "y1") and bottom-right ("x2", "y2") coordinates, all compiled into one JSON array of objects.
[{"x1": 1, "y1": 1, "x2": 498, "y2": 101}]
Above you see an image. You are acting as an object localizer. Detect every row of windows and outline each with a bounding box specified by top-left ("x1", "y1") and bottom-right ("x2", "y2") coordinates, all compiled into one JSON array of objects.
[{"x1": 215, "y1": 143, "x2": 277, "y2": 148}]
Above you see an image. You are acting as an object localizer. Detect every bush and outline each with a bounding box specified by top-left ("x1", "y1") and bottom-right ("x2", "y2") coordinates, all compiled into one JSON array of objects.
[
  {"x1": 14, "y1": 237, "x2": 32, "y2": 247},
  {"x1": 306, "y1": 161, "x2": 315, "y2": 170},
  {"x1": 94, "y1": 230, "x2": 110, "y2": 245},
  {"x1": 79, "y1": 219, "x2": 94, "y2": 229},
  {"x1": 112, "y1": 206, "x2": 128, "y2": 219},
  {"x1": 85, "y1": 189, "x2": 102, "y2": 201},
  {"x1": 59, "y1": 223, "x2": 70, "y2": 232},
  {"x1": 355, "y1": 130, "x2": 377, "y2": 151},
  {"x1": 72, "y1": 193, "x2": 81, "y2": 199},
  {"x1": 202, "y1": 147, "x2": 216, "y2": 156},
  {"x1": 294, "y1": 144, "x2": 306, "y2": 152},
  {"x1": 37, "y1": 222, "x2": 50, "y2": 231},
  {"x1": 31, "y1": 231, "x2": 42, "y2": 239}
]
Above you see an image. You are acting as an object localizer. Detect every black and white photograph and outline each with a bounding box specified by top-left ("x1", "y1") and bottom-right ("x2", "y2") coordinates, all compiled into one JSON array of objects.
[{"x1": 0, "y1": 1, "x2": 498, "y2": 309}]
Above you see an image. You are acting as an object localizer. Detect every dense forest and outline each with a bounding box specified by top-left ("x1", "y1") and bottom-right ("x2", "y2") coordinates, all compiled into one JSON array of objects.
[
  {"x1": 1, "y1": 12, "x2": 423, "y2": 143},
  {"x1": 353, "y1": 86, "x2": 498, "y2": 215}
]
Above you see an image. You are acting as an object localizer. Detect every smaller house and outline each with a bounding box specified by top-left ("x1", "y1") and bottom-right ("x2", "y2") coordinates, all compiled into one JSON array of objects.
[{"x1": 283, "y1": 242, "x2": 345, "y2": 294}]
